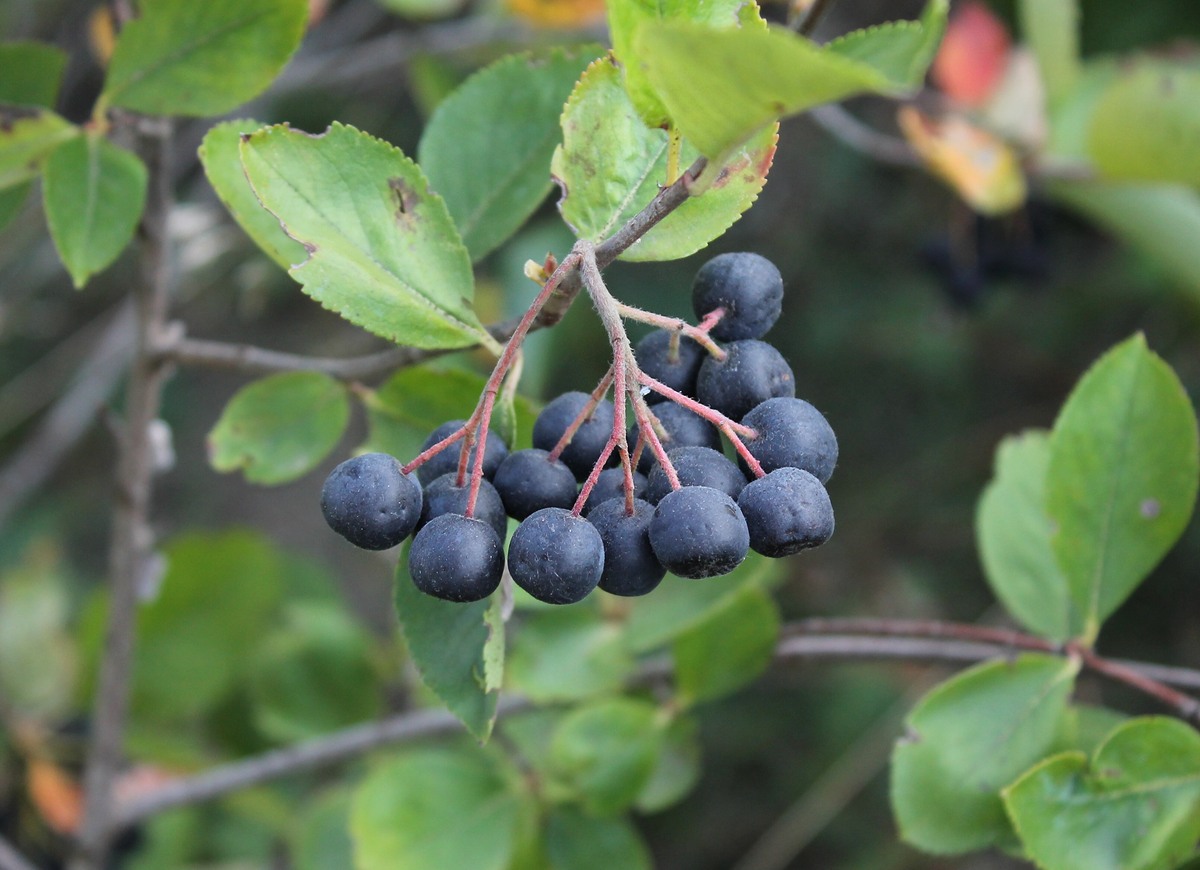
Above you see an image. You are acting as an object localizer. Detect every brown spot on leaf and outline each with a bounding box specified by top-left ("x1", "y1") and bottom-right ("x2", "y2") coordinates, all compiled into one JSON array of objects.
[
  {"x1": 1140, "y1": 498, "x2": 1161, "y2": 519},
  {"x1": 389, "y1": 177, "x2": 419, "y2": 225}
]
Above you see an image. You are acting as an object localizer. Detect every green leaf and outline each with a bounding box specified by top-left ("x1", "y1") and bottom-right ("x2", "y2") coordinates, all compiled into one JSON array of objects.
[
  {"x1": 826, "y1": 0, "x2": 948, "y2": 90},
  {"x1": 548, "y1": 698, "x2": 666, "y2": 815},
  {"x1": 418, "y1": 48, "x2": 599, "y2": 261},
  {"x1": 890, "y1": 654, "x2": 1078, "y2": 855},
  {"x1": 672, "y1": 582, "x2": 780, "y2": 705},
  {"x1": 1049, "y1": 181, "x2": 1200, "y2": 295},
  {"x1": 241, "y1": 122, "x2": 493, "y2": 351},
  {"x1": 207, "y1": 371, "x2": 349, "y2": 485},
  {"x1": 1004, "y1": 717, "x2": 1200, "y2": 870},
  {"x1": 1050, "y1": 704, "x2": 1126, "y2": 757},
  {"x1": 376, "y1": 0, "x2": 466, "y2": 19},
  {"x1": 394, "y1": 547, "x2": 504, "y2": 741},
  {"x1": 1088, "y1": 64, "x2": 1200, "y2": 187},
  {"x1": 363, "y1": 364, "x2": 539, "y2": 459},
  {"x1": 492, "y1": 392, "x2": 520, "y2": 455},
  {"x1": 292, "y1": 789, "x2": 354, "y2": 870},
  {"x1": 623, "y1": 552, "x2": 781, "y2": 653},
  {"x1": 133, "y1": 530, "x2": 285, "y2": 720},
  {"x1": 247, "y1": 604, "x2": 380, "y2": 742},
  {"x1": 0, "y1": 107, "x2": 76, "y2": 189},
  {"x1": 634, "y1": 16, "x2": 928, "y2": 161},
  {"x1": 351, "y1": 747, "x2": 532, "y2": 870},
  {"x1": 0, "y1": 182, "x2": 28, "y2": 231},
  {"x1": 42, "y1": 132, "x2": 147, "y2": 288},
  {"x1": 199, "y1": 119, "x2": 308, "y2": 270},
  {"x1": 1017, "y1": 0, "x2": 1080, "y2": 107},
  {"x1": 101, "y1": 0, "x2": 308, "y2": 117},
  {"x1": 1046, "y1": 334, "x2": 1199, "y2": 643},
  {"x1": 0, "y1": 41, "x2": 68, "y2": 106},
  {"x1": 977, "y1": 430, "x2": 1074, "y2": 641},
  {"x1": 507, "y1": 605, "x2": 635, "y2": 702},
  {"x1": 544, "y1": 808, "x2": 652, "y2": 870},
  {"x1": 551, "y1": 57, "x2": 775, "y2": 262},
  {"x1": 635, "y1": 713, "x2": 701, "y2": 812},
  {"x1": 607, "y1": 0, "x2": 749, "y2": 128}
]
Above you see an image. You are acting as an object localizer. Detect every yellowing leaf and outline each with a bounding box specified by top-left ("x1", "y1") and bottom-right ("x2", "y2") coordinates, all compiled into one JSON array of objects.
[
  {"x1": 898, "y1": 106, "x2": 1026, "y2": 215},
  {"x1": 27, "y1": 759, "x2": 83, "y2": 835},
  {"x1": 505, "y1": 0, "x2": 605, "y2": 28}
]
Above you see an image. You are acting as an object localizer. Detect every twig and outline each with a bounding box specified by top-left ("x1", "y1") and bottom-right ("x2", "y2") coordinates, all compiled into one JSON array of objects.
[
  {"x1": 71, "y1": 123, "x2": 176, "y2": 870},
  {"x1": 103, "y1": 623, "x2": 1200, "y2": 831},
  {"x1": 0, "y1": 835, "x2": 40, "y2": 870},
  {"x1": 795, "y1": 0, "x2": 837, "y2": 36}
]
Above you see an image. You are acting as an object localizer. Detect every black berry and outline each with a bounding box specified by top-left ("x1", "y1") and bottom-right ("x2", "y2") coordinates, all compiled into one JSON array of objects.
[
  {"x1": 635, "y1": 330, "x2": 705, "y2": 403},
  {"x1": 631, "y1": 401, "x2": 721, "y2": 474},
  {"x1": 508, "y1": 507, "x2": 605, "y2": 604},
  {"x1": 408, "y1": 514, "x2": 504, "y2": 602},
  {"x1": 696, "y1": 339, "x2": 795, "y2": 422},
  {"x1": 416, "y1": 420, "x2": 509, "y2": 487},
  {"x1": 582, "y1": 467, "x2": 647, "y2": 515},
  {"x1": 416, "y1": 472, "x2": 508, "y2": 542},
  {"x1": 532, "y1": 391, "x2": 617, "y2": 480},
  {"x1": 692, "y1": 252, "x2": 784, "y2": 342},
  {"x1": 588, "y1": 498, "x2": 665, "y2": 596},
  {"x1": 648, "y1": 486, "x2": 750, "y2": 579},
  {"x1": 741, "y1": 397, "x2": 838, "y2": 483},
  {"x1": 492, "y1": 448, "x2": 578, "y2": 519},
  {"x1": 738, "y1": 467, "x2": 834, "y2": 557},
  {"x1": 645, "y1": 445, "x2": 747, "y2": 505},
  {"x1": 321, "y1": 453, "x2": 422, "y2": 550}
]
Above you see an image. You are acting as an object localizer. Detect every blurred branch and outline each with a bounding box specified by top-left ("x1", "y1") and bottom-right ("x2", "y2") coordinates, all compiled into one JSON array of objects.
[
  {"x1": 794, "y1": 0, "x2": 836, "y2": 36},
  {"x1": 107, "y1": 619, "x2": 1200, "y2": 833},
  {"x1": 0, "y1": 835, "x2": 40, "y2": 870},
  {"x1": 0, "y1": 302, "x2": 135, "y2": 530},
  {"x1": 809, "y1": 105, "x2": 921, "y2": 168}
]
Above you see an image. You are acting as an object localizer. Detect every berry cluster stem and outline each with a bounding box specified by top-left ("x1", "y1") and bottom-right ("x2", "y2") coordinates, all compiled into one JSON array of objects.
[{"x1": 614, "y1": 301, "x2": 727, "y2": 359}]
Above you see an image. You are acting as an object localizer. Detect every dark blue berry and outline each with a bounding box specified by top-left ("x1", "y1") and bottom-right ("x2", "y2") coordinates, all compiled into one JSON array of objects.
[
  {"x1": 741, "y1": 397, "x2": 838, "y2": 483},
  {"x1": 648, "y1": 486, "x2": 750, "y2": 579},
  {"x1": 408, "y1": 514, "x2": 503, "y2": 602},
  {"x1": 692, "y1": 252, "x2": 784, "y2": 341},
  {"x1": 696, "y1": 339, "x2": 795, "y2": 422},
  {"x1": 321, "y1": 453, "x2": 422, "y2": 550},
  {"x1": 630, "y1": 401, "x2": 721, "y2": 474},
  {"x1": 532, "y1": 392, "x2": 616, "y2": 480},
  {"x1": 635, "y1": 330, "x2": 705, "y2": 403},
  {"x1": 416, "y1": 472, "x2": 508, "y2": 542},
  {"x1": 416, "y1": 420, "x2": 509, "y2": 487},
  {"x1": 645, "y1": 446, "x2": 747, "y2": 505},
  {"x1": 492, "y1": 448, "x2": 578, "y2": 520},
  {"x1": 582, "y1": 467, "x2": 647, "y2": 515},
  {"x1": 738, "y1": 467, "x2": 834, "y2": 557},
  {"x1": 508, "y1": 507, "x2": 604, "y2": 604},
  {"x1": 588, "y1": 498, "x2": 665, "y2": 596}
]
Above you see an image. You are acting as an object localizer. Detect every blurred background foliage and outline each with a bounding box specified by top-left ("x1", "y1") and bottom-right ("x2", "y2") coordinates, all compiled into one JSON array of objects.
[{"x1": 2, "y1": 0, "x2": 1200, "y2": 867}]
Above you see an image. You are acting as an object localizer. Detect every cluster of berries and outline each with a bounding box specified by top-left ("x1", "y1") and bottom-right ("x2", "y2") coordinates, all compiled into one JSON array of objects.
[{"x1": 321, "y1": 253, "x2": 836, "y2": 605}]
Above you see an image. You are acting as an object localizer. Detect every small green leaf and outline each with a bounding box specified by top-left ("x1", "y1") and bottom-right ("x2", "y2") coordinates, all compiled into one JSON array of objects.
[
  {"x1": 376, "y1": 0, "x2": 466, "y2": 19},
  {"x1": 977, "y1": 430, "x2": 1074, "y2": 641},
  {"x1": 0, "y1": 41, "x2": 67, "y2": 106},
  {"x1": 0, "y1": 107, "x2": 76, "y2": 189},
  {"x1": 42, "y1": 132, "x2": 147, "y2": 288},
  {"x1": 826, "y1": 0, "x2": 948, "y2": 90},
  {"x1": 1046, "y1": 334, "x2": 1199, "y2": 643},
  {"x1": 890, "y1": 654, "x2": 1078, "y2": 855},
  {"x1": 207, "y1": 372, "x2": 349, "y2": 485},
  {"x1": 544, "y1": 808, "x2": 653, "y2": 870},
  {"x1": 492, "y1": 392, "x2": 520, "y2": 455},
  {"x1": 1017, "y1": 0, "x2": 1080, "y2": 107},
  {"x1": 394, "y1": 546, "x2": 504, "y2": 741},
  {"x1": 507, "y1": 605, "x2": 635, "y2": 702},
  {"x1": 351, "y1": 747, "x2": 533, "y2": 870},
  {"x1": 1049, "y1": 704, "x2": 1127, "y2": 757},
  {"x1": 624, "y1": 552, "x2": 781, "y2": 653},
  {"x1": 607, "y1": 0, "x2": 749, "y2": 128},
  {"x1": 241, "y1": 123, "x2": 493, "y2": 351},
  {"x1": 101, "y1": 0, "x2": 308, "y2": 117},
  {"x1": 199, "y1": 119, "x2": 307, "y2": 270},
  {"x1": 247, "y1": 604, "x2": 380, "y2": 742},
  {"x1": 1004, "y1": 717, "x2": 1200, "y2": 870},
  {"x1": 672, "y1": 582, "x2": 780, "y2": 705},
  {"x1": 1088, "y1": 64, "x2": 1200, "y2": 187},
  {"x1": 418, "y1": 48, "x2": 599, "y2": 261},
  {"x1": 635, "y1": 713, "x2": 701, "y2": 813},
  {"x1": 634, "y1": 17, "x2": 926, "y2": 161},
  {"x1": 549, "y1": 698, "x2": 666, "y2": 816},
  {"x1": 552, "y1": 57, "x2": 775, "y2": 262}
]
